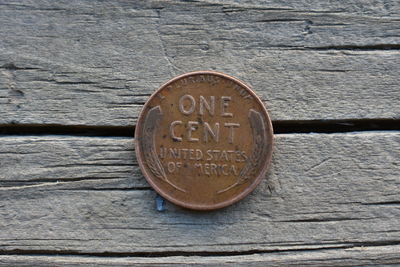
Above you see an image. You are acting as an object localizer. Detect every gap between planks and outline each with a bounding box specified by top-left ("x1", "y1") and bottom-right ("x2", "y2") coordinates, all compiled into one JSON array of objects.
[
  {"x1": 0, "y1": 240, "x2": 399, "y2": 258},
  {"x1": 0, "y1": 118, "x2": 399, "y2": 137}
]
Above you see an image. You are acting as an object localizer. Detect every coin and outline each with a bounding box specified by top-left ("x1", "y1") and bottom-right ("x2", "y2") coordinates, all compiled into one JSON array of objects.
[{"x1": 135, "y1": 71, "x2": 273, "y2": 210}]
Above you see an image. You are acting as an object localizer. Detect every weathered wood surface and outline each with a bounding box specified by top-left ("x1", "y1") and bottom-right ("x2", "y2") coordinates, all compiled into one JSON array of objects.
[
  {"x1": 0, "y1": 132, "x2": 399, "y2": 259},
  {"x1": 1, "y1": 0, "x2": 399, "y2": 126},
  {"x1": 1, "y1": 0, "x2": 400, "y2": 265}
]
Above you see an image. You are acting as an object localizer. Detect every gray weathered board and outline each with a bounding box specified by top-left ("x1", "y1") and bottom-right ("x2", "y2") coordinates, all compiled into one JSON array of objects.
[
  {"x1": 1, "y1": 133, "x2": 399, "y2": 265},
  {"x1": 1, "y1": 0, "x2": 399, "y2": 125},
  {"x1": 0, "y1": 0, "x2": 399, "y2": 266}
]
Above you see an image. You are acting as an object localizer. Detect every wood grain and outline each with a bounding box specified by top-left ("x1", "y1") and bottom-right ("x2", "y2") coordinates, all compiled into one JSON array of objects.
[
  {"x1": 0, "y1": 136, "x2": 143, "y2": 189},
  {"x1": 0, "y1": 132, "x2": 399, "y2": 257},
  {"x1": 0, "y1": 0, "x2": 399, "y2": 126}
]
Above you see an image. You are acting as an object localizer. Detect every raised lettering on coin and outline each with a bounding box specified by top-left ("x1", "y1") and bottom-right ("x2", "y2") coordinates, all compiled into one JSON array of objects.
[{"x1": 135, "y1": 71, "x2": 273, "y2": 210}]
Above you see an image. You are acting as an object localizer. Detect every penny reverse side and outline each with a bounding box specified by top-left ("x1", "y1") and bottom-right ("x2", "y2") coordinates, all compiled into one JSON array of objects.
[{"x1": 135, "y1": 71, "x2": 273, "y2": 210}]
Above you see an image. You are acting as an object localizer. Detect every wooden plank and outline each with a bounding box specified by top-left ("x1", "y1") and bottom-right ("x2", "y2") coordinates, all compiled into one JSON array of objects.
[
  {"x1": 0, "y1": 136, "x2": 144, "y2": 189},
  {"x1": 0, "y1": 0, "x2": 399, "y2": 125},
  {"x1": 0, "y1": 132, "x2": 399, "y2": 255},
  {"x1": 1, "y1": 245, "x2": 400, "y2": 266}
]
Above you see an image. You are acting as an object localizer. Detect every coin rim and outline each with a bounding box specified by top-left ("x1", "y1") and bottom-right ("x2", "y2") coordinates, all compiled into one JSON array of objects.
[{"x1": 135, "y1": 71, "x2": 274, "y2": 210}]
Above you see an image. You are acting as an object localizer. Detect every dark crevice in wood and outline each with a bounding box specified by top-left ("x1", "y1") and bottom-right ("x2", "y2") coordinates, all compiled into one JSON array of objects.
[
  {"x1": 58, "y1": 187, "x2": 152, "y2": 191},
  {"x1": 0, "y1": 240, "x2": 400, "y2": 258},
  {"x1": 273, "y1": 118, "x2": 400, "y2": 134},
  {"x1": 362, "y1": 201, "x2": 400, "y2": 206},
  {"x1": 2, "y1": 177, "x2": 125, "y2": 184},
  {"x1": 0, "y1": 119, "x2": 398, "y2": 137},
  {"x1": 0, "y1": 124, "x2": 136, "y2": 137},
  {"x1": 0, "y1": 63, "x2": 41, "y2": 71},
  {"x1": 305, "y1": 44, "x2": 400, "y2": 51},
  {"x1": 277, "y1": 217, "x2": 371, "y2": 223}
]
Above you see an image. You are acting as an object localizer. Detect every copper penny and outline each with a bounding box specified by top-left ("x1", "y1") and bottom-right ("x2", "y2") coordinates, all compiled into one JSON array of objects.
[{"x1": 135, "y1": 71, "x2": 273, "y2": 210}]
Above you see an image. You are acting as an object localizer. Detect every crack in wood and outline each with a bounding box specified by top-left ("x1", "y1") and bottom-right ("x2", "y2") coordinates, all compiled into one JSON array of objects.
[
  {"x1": 305, "y1": 44, "x2": 400, "y2": 51},
  {"x1": 1, "y1": 240, "x2": 400, "y2": 258}
]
